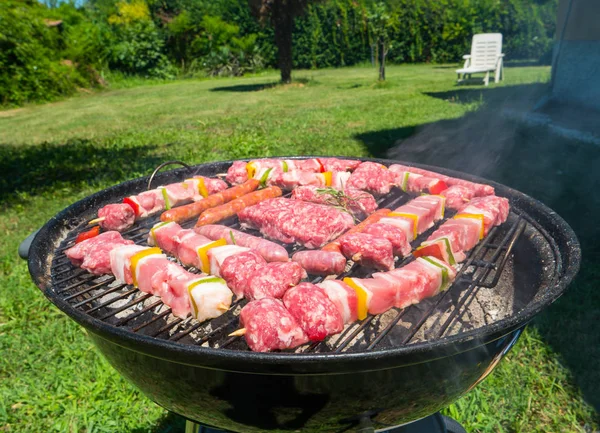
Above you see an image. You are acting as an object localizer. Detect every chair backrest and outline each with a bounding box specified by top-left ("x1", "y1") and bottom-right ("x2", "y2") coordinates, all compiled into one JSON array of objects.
[{"x1": 470, "y1": 33, "x2": 503, "y2": 68}]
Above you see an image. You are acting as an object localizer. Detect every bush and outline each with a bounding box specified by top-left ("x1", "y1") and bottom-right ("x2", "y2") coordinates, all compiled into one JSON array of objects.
[{"x1": 0, "y1": 0, "x2": 91, "y2": 105}]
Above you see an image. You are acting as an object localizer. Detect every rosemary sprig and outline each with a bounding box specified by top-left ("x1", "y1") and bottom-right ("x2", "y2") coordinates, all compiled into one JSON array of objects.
[{"x1": 315, "y1": 187, "x2": 369, "y2": 222}]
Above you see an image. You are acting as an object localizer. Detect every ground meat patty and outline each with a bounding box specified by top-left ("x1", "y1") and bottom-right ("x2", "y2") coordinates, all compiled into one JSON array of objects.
[
  {"x1": 292, "y1": 250, "x2": 347, "y2": 276},
  {"x1": 238, "y1": 198, "x2": 355, "y2": 248},
  {"x1": 347, "y1": 162, "x2": 394, "y2": 196},
  {"x1": 362, "y1": 223, "x2": 411, "y2": 257},
  {"x1": 240, "y1": 298, "x2": 309, "y2": 352},
  {"x1": 283, "y1": 283, "x2": 344, "y2": 341},
  {"x1": 245, "y1": 261, "x2": 306, "y2": 300},
  {"x1": 340, "y1": 232, "x2": 395, "y2": 271},
  {"x1": 220, "y1": 250, "x2": 267, "y2": 299},
  {"x1": 291, "y1": 185, "x2": 378, "y2": 217}
]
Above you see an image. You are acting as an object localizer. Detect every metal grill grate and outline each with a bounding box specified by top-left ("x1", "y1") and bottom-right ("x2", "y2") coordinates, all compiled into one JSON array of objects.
[{"x1": 49, "y1": 186, "x2": 527, "y2": 354}]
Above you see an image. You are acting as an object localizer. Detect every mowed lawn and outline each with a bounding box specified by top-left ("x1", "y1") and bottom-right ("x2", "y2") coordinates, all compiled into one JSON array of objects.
[{"x1": 0, "y1": 64, "x2": 598, "y2": 432}]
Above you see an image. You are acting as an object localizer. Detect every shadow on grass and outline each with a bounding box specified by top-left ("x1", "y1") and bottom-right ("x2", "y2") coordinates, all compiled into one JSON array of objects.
[
  {"x1": 354, "y1": 83, "x2": 600, "y2": 412},
  {"x1": 0, "y1": 139, "x2": 164, "y2": 206},
  {"x1": 210, "y1": 82, "x2": 279, "y2": 92}
]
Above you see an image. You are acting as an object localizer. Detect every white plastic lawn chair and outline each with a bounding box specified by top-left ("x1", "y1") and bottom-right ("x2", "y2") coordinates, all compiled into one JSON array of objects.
[{"x1": 456, "y1": 33, "x2": 504, "y2": 86}]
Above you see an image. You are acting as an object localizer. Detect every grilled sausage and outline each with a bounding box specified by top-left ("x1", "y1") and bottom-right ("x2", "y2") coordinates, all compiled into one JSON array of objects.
[
  {"x1": 160, "y1": 179, "x2": 259, "y2": 223},
  {"x1": 195, "y1": 225, "x2": 289, "y2": 262},
  {"x1": 291, "y1": 250, "x2": 347, "y2": 276},
  {"x1": 321, "y1": 208, "x2": 391, "y2": 254},
  {"x1": 195, "y1": 186, "x2": 282, "y2": 227}
]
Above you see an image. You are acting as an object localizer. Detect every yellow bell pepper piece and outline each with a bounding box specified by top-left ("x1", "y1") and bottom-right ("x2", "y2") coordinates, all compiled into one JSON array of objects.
[
  {"x1": 197, "y1": 239, "x2": 228, "y2": 273},
  {"x1": 343, "y1": 277, "x2": 369, "y2": 320},
  {"x1": 130, "y1": 247, "x2": 162, "y2": 287},
  {"x1": 388, "y1": 212, "x2": 419, "y2": 239},
  {"x1": 454, "y1": 213, "x2": 485, "y2": 239}
]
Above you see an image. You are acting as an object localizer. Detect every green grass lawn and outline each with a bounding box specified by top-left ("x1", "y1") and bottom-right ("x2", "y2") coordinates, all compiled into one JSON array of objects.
[{"x1": 0, "y1": 64, "x2": 598, "y2": 432}]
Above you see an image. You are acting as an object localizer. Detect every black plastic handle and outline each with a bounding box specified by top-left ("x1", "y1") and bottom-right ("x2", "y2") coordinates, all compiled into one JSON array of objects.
[{"x1": 19, "y1": 229, "x2": 40, "y2": 260}]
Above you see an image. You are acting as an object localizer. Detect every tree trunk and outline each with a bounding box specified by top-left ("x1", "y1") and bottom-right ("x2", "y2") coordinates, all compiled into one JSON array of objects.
[
  {"x1": 272, "y1": 2, "x2": 294, "y2": 83},
  {"x1": 378, "y1": 39, "x2": 386, "y2": 81}
]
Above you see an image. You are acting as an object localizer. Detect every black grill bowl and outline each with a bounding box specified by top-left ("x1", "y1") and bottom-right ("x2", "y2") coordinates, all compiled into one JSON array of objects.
[{"x1": 27, "y1": 157, "x2": 580, "y2": 433}]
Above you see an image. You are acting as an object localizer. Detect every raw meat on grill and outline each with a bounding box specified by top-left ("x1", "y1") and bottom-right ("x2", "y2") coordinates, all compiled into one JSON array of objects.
[
  {"x1": 458, "y1": 195, "x2": 509, "y2": 235},
  {"x1": 415, "y1": 218, "x2": 482, "y2": 263},
  {"x1": 267, "y1": 170, "x2": 332, "y2": 190},
  {"x1": 226, "y1": 161, "x2": 251, "y2": 185},
  {"x1": 219, "y1": 250, "x2": 267, "y2": 299},
  {"x1": 347, "y1": 162, "x2": 395, "y2": 196},
  {"x1": 440, "y1": 185, "x2": 476, "y2": 209},
  {"x1": 207, "y1": 245, "x2": 252, "y2": 277},
  {"x1": 226, "y1": 158, "x2": 361, "y2": 185},
  {"x1": 148, "y1": 221, "x2": 184, "y2": 254},
  {"x1": 186, "y1": 276, "x2": 232, "y2": 321},
  {"x1": 388, "y1": 164, "x2": 495, "y2": 197},
  {"x1": 322, "y1": 209, "x2": 392, "y2": 254},
  {"x1": 362, "y1": 223, "x2": 411, "y2": 257},
  {"x1": 195, "y1": 225, "x2": 289, "y2": 262},
  {"x1": 340, "y1": 233, "x2": 395, "y2": 271},
  {"x1": 148, "y1": 221, "x2": 216, "y2": 270},
  {"x1": 320, "y1": 158, "x2": 361, "y2": 172},
  {"x1": 238, "y1": 198, "x2": 355, "y2": 249},
  {"x1": 175, "y1": 230, "x2": 215, "y2": 269},
  {"x1": 283, "y1": 283, "x2": 344, "y2": 341},
  {"x1": 345, "y1": 256, "x2": 457, "y2": 318},
  {"x1": 110, "y1": 244, "x2": 148, "y2": 284},
  {"x1": 392, "y1": 171, "x2": 448, "y2": 195},
  {"x1": 97, "y1": 176, "x2": 227, "y2": 231},
  {"x1": 291, "y1": 250, "x2": 347, "y2": 276},
  {"x1": 239, "y1": 298, "x2": 309, "y2": 352},
  {"x1": 98, "y1": 204, "x2": 135, "y2": 232},
  {"x1": 291, "y1": 185, "x2": 378, "y2": 217},
  {"x1": 196, "y1": 186, "x2": 283, "y2": 226},
  {"x1": 317, "y1": 280, "x2": 358, "y2": 324},
  {"x1": 65, "y1": 231, "x2": 133, "y2": 275},
  {"x1": 245, "y1": 262, "x2": 306, "y2": 300},
  {"x1": 383, "y1": 195, "x2": 446, "y2": 241}
]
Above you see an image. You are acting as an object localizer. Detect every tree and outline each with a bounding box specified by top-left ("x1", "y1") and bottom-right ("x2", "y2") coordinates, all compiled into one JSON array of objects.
[
  {"x1": 367, "y1": 2, "x2": 392, "y2": 81},
  {"x1": 248, "y1": 0, "x2": 320, "y2": 83}
]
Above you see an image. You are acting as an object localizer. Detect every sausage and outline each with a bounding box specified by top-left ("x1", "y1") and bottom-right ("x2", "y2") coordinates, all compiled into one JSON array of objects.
[
  {"x1": 161, "y1": 179, "x2": 259, "y2": 223},
  {"x1": 291, "y1": 250, "x2": 347, "y2": 276},
  {"x1": 195, "y1": 225, "x2": 289, "y2": 262},
  {"x1": 321, "y1": 208, "x2": 391, "y2": 254},
  {"x1": 195, "y1": 186, "x2": 282, "y2": 227}
]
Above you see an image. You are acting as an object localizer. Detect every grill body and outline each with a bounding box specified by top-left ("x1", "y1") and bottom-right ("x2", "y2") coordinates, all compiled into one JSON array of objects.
[{"x1": 28, "y1": 158, "x2": 580, "y2": 433}]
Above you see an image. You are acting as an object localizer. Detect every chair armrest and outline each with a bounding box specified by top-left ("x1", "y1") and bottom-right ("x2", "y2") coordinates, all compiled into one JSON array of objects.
[
  {"x1": 462, "y1": 55, "x2": 471, "y2": 59},
  {"x1": 499, "y1": 53, "x2": 505, "y2": 57}
]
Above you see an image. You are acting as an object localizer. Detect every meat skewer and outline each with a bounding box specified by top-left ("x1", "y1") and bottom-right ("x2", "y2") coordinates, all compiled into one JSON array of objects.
[
  {"x1": 388, "y1": 164, "x2": 495, "y2": 197},
  {"x1": 226, "y1": 158, "x2": 361, "y2": 185},
  {"x1": 195, "y1": 225, "x2": 289, "y2": 262},
  {"x1": 413, "y1": 195, "x2": 509, "y2": 263},
  {"x1": 148, "y1": 220, "x2": 304, "y2": 301},
  {"x1": 91, "y1": 176, "x2": 228, "y2": 231},
  {"x1": 65, "y1": 232, "x2": 233, "y2": 321},
  {"x1": 161, "y1": 179, "x2": 260, "y2": 223}
]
